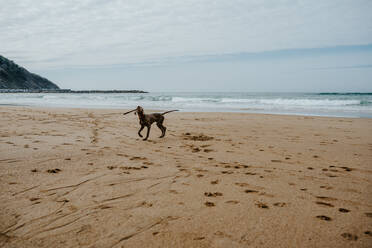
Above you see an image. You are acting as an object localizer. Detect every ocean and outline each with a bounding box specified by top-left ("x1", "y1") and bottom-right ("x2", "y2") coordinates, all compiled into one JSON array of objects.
[{"x1": 1, "y1": 92, "x2": 372, "y2": 118}]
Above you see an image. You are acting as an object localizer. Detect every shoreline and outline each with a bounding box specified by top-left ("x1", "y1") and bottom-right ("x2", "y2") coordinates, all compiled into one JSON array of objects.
[
  {"x1": 1, "y1": 91, "x2": 371, "y2": 118},
  {"x1": 0, "y1": 104, "x2": 370, "y2": 119},
  {"x1": 1, "y1": 106, "x2": 371, "y2": 247},
  {"x1": 0, "y1": 89, "x2": 148, "y2": 93}
]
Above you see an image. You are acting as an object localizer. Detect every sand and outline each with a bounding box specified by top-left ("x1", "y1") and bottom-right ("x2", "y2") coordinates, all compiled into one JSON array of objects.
[{"x1": 0, "y1": 106, "x2": 371, "y2": 248}]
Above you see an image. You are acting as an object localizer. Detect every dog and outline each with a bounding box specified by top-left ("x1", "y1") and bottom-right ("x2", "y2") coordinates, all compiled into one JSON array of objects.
[{"x1": 123, "y1": 106, "x2": 178, "y2": 140}]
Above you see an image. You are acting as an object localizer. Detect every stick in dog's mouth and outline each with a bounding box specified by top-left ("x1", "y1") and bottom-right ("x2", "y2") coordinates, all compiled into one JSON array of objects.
[{"x1": 123, "y1": 109, "x2": 136, "y2": 115}]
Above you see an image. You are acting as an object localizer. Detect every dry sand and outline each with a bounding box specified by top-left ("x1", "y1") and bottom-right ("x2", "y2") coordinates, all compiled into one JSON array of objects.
[{"x1": 0, "y1": 106, "x2": 371, "y2": 247}]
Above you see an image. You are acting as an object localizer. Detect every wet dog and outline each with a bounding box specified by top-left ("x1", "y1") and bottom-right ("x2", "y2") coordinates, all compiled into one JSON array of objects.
[{"x1": 123, "y1": 106, "x2": 178, "y2": 140}]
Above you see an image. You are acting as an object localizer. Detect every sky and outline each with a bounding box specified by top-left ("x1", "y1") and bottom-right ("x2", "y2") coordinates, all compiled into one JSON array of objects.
[{"x1": 1, "y1": 0, "x2": 372, "y2": 91}]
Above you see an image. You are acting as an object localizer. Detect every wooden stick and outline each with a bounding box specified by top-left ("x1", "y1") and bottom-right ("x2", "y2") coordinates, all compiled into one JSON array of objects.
[{"x1": 123, "y1": 109, "x2": 136, "y2": 115}]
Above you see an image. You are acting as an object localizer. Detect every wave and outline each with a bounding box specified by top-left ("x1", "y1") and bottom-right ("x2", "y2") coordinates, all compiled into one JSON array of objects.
[
  {"x1": 2, "y1": 94, "x2": 370, "y2": 106},
  {"x1": 317, "y1": 92, "x2": 372, "y2": 96},
  {"x1": 178, "y1": 97, "x2": 370, "y2": 106},
  {"x1": 1, "y1": 92, "x2": 371, "y2": 118},
  {"x1": 172, "y1": 97, "x2": 221, "y2": 103}
]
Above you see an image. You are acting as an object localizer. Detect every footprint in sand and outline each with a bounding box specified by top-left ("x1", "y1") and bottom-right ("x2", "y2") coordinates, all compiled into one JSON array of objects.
[
  {"x1": 365, "y1": 213, "x2": 372, "y2": 218},
  {"x1": 365, "y1": 231, "x2": 372, "y2": 237},
  {"x1": 256, "y1": 202, "x2": 269, "y2": 209},
  {"x1": 193, "y1": 237, "x2": 205, "y2": 240},
  {"x1": 316, "y1": 196, "x2": 337, "y2": 201},
  {"x1": 225, "y1": 200, "x2": 239, "y2": 204},
  {"x1": 340, "y1": 166, "x2": 353, "y2": 172},
  {"x1": 192, "y1": 147, "x2": 201, "y2": 153},
  {"x1": 326, "y1": 174, "x2": 337, "y2": 178},
  {"x1": 143, "y1": 161, "x2": 154, "y2": 165},
  {"x1": 273, "y1": 202, "x2": 286, "y2": 207},
  {"x1": 341, "y1": 233, "x2": 358, "y2": 241},
  {"x1": 47, "y1": 168, "x2": 61, "y2": 173},
  {"x1": 210, "y1": 180, "x2": 219, "y2": 185},
  {"x1": 339, "y1": 208, "x2": 350, "y2": 213},
  {"x1": 116, "y1": 153, "x2": 128, "y2": 157},
  {"x1": 98, "y1": 205, "x2": 112, "y2": 210},
  {"x1": 316, "y1": 215, "x2": 332, "y2": 221},
  {"x1": 235, "y1": 182, "x2": 250, "y2": 187},
  {"x1": 204, "y1": 192, "x2": 223, "y2": 197},
  {"x1": 245, "y1": 172, "x2": 257, "y2": 175},
  {"x1": 320, "y1": 185, "x2": 333, "y2": 190},
  {"x1": 315, "y1": 201, "x2": 334, "y2": 207},
  {"x1": 245, "y1": 190, "x2": 259, "y2": 194},
  {"x1": 120, "y1": 166, "x2": 148, "y2": 171},
  {"x1": 130, "y1": 156, "x2": 147, "y2": 161},
  {"x1": 205, "y1": 201, "x2": 215, "y2": 207}
]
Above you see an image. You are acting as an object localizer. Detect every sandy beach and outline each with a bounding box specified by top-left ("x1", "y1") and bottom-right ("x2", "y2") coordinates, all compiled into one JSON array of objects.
[{"x1": 0, "y1": 106, "x2": 371, "y2": 247}]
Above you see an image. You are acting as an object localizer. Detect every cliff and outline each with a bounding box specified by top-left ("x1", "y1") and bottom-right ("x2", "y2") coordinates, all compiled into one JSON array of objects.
[{"x1": 0, "y1": 55, "x2": 59, "y2": 90}]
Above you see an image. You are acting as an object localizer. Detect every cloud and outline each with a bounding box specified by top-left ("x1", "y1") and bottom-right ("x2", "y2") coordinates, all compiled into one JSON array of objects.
[{"x1": 1, "y1": 0, "x2": 372, "y2": 70}]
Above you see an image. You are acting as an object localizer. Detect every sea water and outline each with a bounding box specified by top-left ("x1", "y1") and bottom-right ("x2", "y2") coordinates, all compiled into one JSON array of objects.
[{"x1": 1, "y1": 92, "x2": 371, "y2": 118}]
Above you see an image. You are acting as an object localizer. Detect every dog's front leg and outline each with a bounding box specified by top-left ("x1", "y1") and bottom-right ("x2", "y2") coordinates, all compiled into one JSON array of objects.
[
  {"x1": 138, "y1": 125, "x2": 144, "y2": 137},
  {"x1": 143, "y1": 125, "x2": 151, "y2": 141}
]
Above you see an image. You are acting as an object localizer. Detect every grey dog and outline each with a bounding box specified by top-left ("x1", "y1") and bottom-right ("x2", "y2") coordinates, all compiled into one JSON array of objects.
[{"x1": 123, "y1": 106, "x2": 178, "y2": 140}]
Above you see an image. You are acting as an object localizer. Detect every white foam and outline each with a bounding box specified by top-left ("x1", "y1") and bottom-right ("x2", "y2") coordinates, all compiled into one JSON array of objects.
[{"x1": 1, "y1": 92, "x2": 371, "y2": 118}]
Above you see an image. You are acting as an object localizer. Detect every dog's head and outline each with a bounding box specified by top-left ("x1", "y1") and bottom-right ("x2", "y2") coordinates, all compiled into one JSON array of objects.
[{"x1": 135, "y1": 106, "x2": 143, "y2": 115}]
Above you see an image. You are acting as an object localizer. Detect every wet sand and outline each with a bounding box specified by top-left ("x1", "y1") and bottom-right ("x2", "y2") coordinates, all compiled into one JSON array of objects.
[{"x1": 0, "y1": 106, "x2": 371, "y2": 247}]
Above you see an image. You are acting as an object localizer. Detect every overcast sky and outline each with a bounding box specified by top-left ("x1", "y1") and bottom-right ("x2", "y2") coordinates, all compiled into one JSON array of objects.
[{"x1": 1, "y1": 0, "x2": 372, "y2": 91}]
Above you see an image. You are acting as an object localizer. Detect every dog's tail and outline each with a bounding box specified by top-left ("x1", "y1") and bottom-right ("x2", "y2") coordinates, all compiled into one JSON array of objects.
[{"x1": 161, "y1": 110, "x2": 179, "y2": 115}]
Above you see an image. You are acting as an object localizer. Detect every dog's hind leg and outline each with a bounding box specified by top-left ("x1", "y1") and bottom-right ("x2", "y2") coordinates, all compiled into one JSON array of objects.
[
  {"x1": 161, "y1": 125, "x2": 166, "y2": 138},
  {"x1": 138, "y1": 125, "x2": 144, "y2": 137},
  {"x1": 143, "y1": 125, "x2": 151, "y2": 141},
  {"x1": 157, "y1": 122, "x2": 166, "y2": 138}
]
